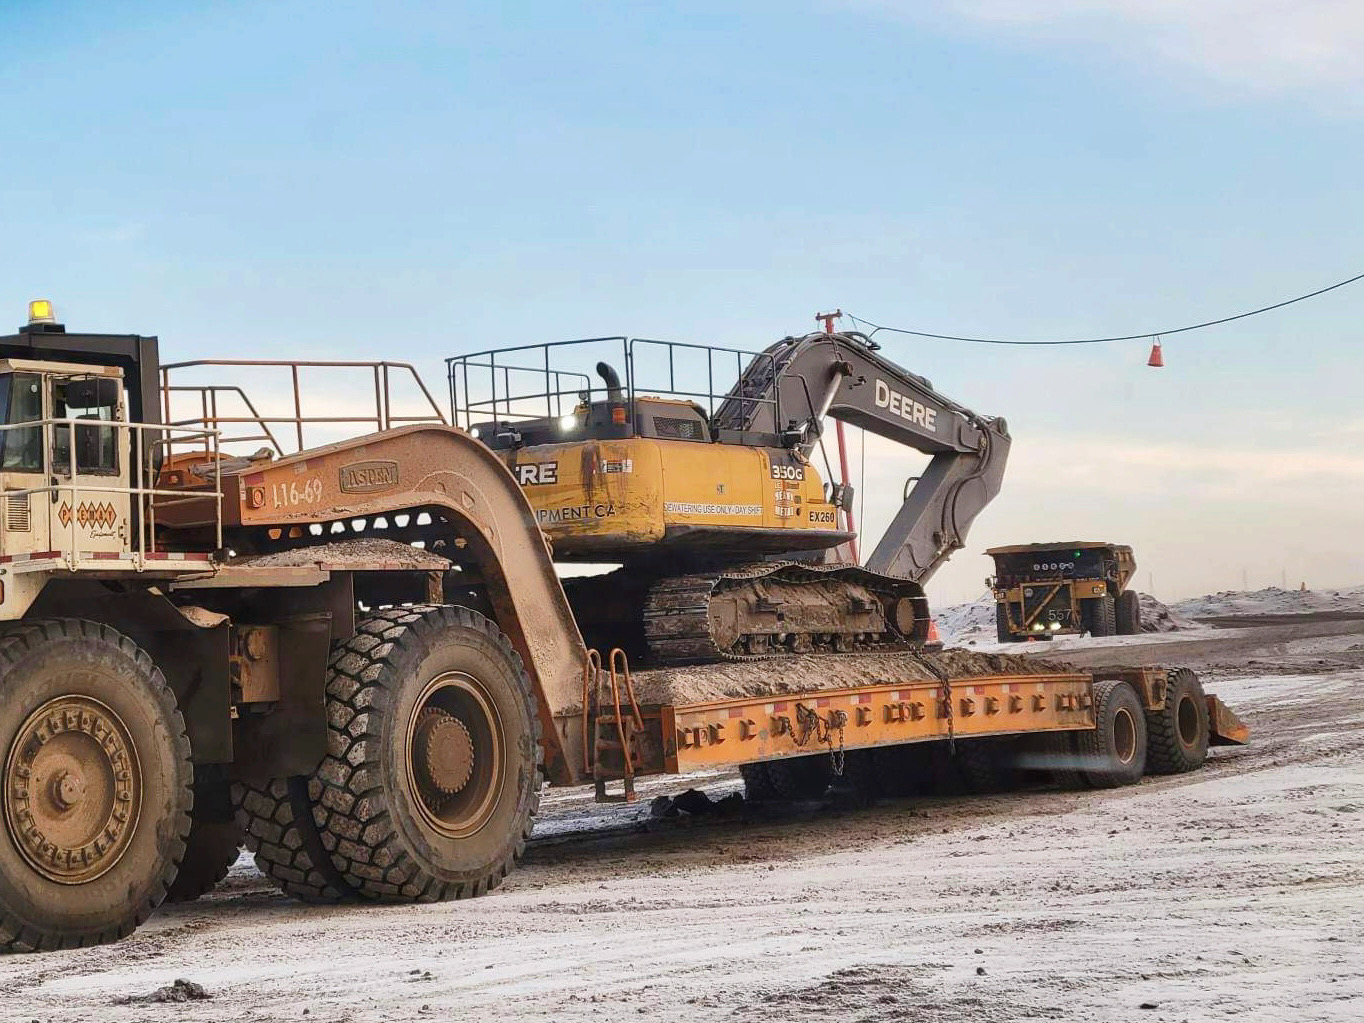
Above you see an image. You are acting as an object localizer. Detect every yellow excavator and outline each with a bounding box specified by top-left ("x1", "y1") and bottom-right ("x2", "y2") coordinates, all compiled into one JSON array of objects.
[{"x1": 448, "y1": 331, "x2": 1010, "y2": 663}]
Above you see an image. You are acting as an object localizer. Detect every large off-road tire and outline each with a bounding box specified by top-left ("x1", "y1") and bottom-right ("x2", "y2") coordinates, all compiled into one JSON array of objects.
[
  {"x1": 1083, "y1": 595, "x2": 1117, "y2": 638},
  {"x1": 995, "y1": 603, "x2": 1015, "y2": 643},
  {"x1": 763, "y1": 754, "x2": 834, "y2": 801},
  {"x1": 311, "y1": 606, "x2": 541, "y2": 902},
  {"x1": 1021, "y1": 731, "x2": 1087, "y2": 790},
  {"x1": 1145, "y1": 668, "x2": 1209, "y2": 774},
  {"x1": 166, "y1": 767, "x2": 243, "y2": 903},
  {"x1": 1116, "y1": 590, "x2": 1142, "y2": 636},
  {"x1": 233, "y1": 776, "x2": 352, "y2": 904},
  {"x1": 739, "y1": 762, "x2": 780, "y2": 803},
  {"x1": 0, "y1": 620, "x2": 192, "y2": 952},
  {"x1": 953, "y1": 737, "x2": 1022, "y2": 794},
  {"x1": 1075, "y1": 679, "x2": 1147, "y2": 788}
]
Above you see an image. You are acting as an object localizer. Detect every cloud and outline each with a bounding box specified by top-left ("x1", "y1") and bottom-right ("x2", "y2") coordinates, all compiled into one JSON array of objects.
[{"x1": 857, "y1": 0, "x2": 1364, "y2": 96}]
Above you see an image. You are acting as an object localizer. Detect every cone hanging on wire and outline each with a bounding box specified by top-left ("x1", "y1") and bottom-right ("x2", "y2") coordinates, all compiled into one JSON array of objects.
[{"x1": 1147, "y1": 338, "x2": 1164, "y2": 367}]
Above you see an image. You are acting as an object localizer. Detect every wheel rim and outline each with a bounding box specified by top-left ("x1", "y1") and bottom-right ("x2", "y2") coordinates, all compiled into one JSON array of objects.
[
  {"x1": 1112, "y1": 707, "x2": 1138, "y2": 765},
  {"x1": 1176, "y1": 694, "x2": 1200, "y2": 747},
  {"x1": 404, "y1": 672, "x2": 504, "y2": 839},
  {"x1": 3, "y1": 696, "x2": 143, "y2": 885}
]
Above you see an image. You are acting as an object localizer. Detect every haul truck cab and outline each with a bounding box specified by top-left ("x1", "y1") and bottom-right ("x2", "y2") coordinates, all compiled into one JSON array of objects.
[{"x1": 0, "y1": 360, "x2": 130, "y2": 567}]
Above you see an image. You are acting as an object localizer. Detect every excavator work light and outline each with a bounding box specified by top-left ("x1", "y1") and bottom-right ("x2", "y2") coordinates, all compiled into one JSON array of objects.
[{"x1": 27, "y1": 299, "x2": 56, "y2": 325}]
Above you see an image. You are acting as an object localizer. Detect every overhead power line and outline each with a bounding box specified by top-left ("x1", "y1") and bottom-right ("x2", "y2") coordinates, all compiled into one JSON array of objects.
[{"x1": 846, "y1": 269, "x2": 1364, "y2": 346}]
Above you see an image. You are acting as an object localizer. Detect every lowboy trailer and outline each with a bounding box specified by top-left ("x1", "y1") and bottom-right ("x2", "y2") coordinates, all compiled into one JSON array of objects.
[{"x1": 0, "y1": 305, "x2": 1246, "y2": 952}]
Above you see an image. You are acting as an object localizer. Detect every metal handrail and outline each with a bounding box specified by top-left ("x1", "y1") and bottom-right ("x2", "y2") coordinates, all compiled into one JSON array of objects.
[
  {"x1": 161, "y1": 359, "x2": 447, "y2": 456},
  {"x1": 0, "y1": 417, "x2": 223, "y2": 561},
  {"x1": 446, "y1": 336, "x2": 785, "y2": 440},
  {"x1": 447, "y1": 337, "x2": 627, "y2": 433}
]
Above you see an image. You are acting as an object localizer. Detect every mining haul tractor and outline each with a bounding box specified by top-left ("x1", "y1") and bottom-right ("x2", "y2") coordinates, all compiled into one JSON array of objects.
[
  {"x1": 988, "y1": 541, "x2": 1141, "y2": 642},
  {"x1": 447, "y1": 331, "x2": 1010, "y2": 663},
  {"x1": 0, "y1": 303, "x2": 1246, "y2": 953}
]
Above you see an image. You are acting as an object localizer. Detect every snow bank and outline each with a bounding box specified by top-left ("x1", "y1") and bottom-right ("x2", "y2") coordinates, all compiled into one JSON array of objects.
[
  {"x1": 1137, "y1": 592, "x2": 1202, "y2": 633},
  {"x1": 1172, "y1": 585, "x2": 1364, "y2": 619}
]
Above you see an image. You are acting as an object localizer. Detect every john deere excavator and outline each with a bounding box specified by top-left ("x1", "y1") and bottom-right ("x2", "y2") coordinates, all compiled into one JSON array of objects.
[{"x1": 448, "y1": 330, "x2": 1010, "y2": 663}]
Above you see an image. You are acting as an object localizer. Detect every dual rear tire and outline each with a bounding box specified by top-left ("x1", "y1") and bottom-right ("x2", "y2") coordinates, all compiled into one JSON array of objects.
[{"x1": 236, "y1": 605, "x2": 541, "y2": 905}]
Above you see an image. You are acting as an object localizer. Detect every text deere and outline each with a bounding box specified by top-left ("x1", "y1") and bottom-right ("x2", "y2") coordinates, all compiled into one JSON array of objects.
[{"x1": 874, "y1": 379, "x2": 938, "y2": 431}]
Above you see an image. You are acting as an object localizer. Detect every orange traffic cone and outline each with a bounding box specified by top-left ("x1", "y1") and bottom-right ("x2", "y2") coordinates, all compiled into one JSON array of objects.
[
  {"x1": 927, "y1": 620, "x2": 940, "y2": 643},
  {"x1": 1147, "y1": 338, "x2": 1164, "y2": 367}
]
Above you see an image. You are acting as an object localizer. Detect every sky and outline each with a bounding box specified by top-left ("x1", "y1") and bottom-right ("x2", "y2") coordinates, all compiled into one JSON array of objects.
[{"x1": 1, "y1": 0, "x2": 1360, "y2": 604}]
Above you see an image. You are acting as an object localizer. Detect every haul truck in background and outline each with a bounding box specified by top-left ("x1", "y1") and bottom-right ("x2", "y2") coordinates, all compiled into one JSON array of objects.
[
  {"x1": 989, "y1": 541, "x2": 1141, "y2": 642},
  {"x1": 0, "y1": 304, "x2": 1246, "y2": 953}
]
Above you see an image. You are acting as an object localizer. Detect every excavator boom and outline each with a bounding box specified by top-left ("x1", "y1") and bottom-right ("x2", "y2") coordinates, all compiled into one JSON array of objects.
[{"x1": 714, "y1": 331, "x2": 1011, "y2": 582}]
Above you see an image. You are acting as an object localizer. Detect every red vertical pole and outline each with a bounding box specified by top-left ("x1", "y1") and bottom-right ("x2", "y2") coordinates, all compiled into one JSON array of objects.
[{"x1": 816, "y1": 310, "x2": 858, "y2": 564}]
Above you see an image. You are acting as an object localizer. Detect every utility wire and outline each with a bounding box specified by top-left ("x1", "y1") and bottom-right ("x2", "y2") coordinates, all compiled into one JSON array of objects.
[{"x1": 846, "y1": 269, "x2": 1364, "y2": 346}]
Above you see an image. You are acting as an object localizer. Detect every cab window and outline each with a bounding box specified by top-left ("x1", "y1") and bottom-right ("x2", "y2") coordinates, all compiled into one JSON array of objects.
[
  {"x1": 52, "y1": 377, "x2": 120, "y2": 475},
  {"x1": 0, "y1": 373, "x2": 44, "y2": 472}
]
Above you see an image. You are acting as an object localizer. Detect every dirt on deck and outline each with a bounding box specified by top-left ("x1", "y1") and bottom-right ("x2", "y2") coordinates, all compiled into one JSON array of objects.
[
  {"x1": 630, "y1": 649, "x2": 1075, "y2": 705},
  {"x1": 226, "y1": 538, "x2": 450, "y2": 570}
]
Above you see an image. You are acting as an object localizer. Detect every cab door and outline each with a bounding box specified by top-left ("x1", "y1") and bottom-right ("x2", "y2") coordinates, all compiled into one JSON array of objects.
[
  {"x1": 49, "y1": 374, "x2": 130, "y2": 556},
  {"x1": 0, "y1": 372, "x2": 51, "y2": 558}
]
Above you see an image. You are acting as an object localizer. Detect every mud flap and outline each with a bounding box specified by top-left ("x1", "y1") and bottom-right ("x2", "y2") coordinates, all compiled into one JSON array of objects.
[
  {"x1": 1207, "y1": 694, "x2": 1250, "y2": 746},
  {"x1": 233, "y1": 613, "x2": 334, "y2": 781}
]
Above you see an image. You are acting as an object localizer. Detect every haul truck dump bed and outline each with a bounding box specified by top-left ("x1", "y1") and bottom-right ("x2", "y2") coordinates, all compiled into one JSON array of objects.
[{"x1": 0, "y1": 305, "x2": 1246, "y2": 954}]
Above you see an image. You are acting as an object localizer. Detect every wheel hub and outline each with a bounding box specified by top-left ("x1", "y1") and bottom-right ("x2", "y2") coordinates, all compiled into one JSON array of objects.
[
  {"x1": 3, "y1": 696, "x2": 143, "y2": 885},
  {"x1": 404, "y1": 672, "x2": 505, "y2": 839},
  {"x1": 413, "y1": 707, "x2": 474, "y2": 796}
]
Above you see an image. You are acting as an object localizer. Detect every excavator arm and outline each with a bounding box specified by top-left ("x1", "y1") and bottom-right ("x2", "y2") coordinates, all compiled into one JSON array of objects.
[{"x1": 713, "y1": 331, "x2": 1010, "y2": 584}]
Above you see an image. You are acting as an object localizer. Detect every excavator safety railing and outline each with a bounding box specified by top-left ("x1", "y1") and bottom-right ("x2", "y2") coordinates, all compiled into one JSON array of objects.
[
  {"x1": 0, "y1": 417, "x2": 223, "y2": 560},
  {"x1": 161, "y1": 359, "x2": 447, "y2": 457},
  {"x1": 447, "y1": 336, "x2": 785, "y2": 441}
]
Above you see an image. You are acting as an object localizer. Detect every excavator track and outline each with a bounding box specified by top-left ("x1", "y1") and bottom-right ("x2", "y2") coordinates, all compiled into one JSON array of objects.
[{"x1": 642, "y1": 562, "x2": 930, "y2": 665}]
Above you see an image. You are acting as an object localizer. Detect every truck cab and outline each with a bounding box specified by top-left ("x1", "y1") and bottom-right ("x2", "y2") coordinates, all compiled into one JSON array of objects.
[{"x1": 0, "y1": 359, "x2": 131, "y2": 560}]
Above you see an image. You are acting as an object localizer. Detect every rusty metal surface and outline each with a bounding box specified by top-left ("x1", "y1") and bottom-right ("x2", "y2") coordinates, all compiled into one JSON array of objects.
[
  {"x1": 160, "y1": 424, "x2": 588, "y2": 784},
  {"x1": 1208, "y1": 694, "x2": 1250, "y2": 746},
  {"x1": 231, "y1": 625, "x2": 281, "y2": 704},
  {"x1": 1091, "y1": 666, "x2": 1170, "y2": 710}
]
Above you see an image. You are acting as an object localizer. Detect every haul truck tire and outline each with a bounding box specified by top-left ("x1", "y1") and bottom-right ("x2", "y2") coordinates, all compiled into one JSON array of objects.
[
  {"x1": 233, "y1": 776, "x2": 351, "y2": 904},
  {"x1": 1145, "y1": 668, "x2": 1209, "y2": 774},
  {"x1": 954, "y1": 737, "x2": 1022, "y2": 794},
  {"x1": 995, "y1": 604, "x2": 1016, "y2": 643},
  {"x1": 1084, "y1": 595, "x2": 1117, "y2": 638},
  {"x1": 166, "y1": 768, "x2": 242, "y2": 903},
  {"x1": 1116, "y1": 590, "x2": 1142, "y2": 636},
  {"x1": 739, "y1": 762, "x2": 781, "y2": 803},
  {"x1": 1039, "y1": 732, "x2": 1088, "y2": 790},
  {"x1": 1075, "y1": 679, "x2": 1147, "y2": 788},
  {"x1": 763, "y1": 755, "x2": 835, "y2": 801},
  {"x1": 311, "y1": 606, "x2": 541, "y2": 902},
  {"x1": 0, "y1": 620, "x2": 192, "y2": 952}
]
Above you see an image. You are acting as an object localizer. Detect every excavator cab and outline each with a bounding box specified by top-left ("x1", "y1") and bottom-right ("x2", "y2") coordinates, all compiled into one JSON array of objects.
[{"x1": 469, "y1": 360, "x2": 714, "y2": 450}]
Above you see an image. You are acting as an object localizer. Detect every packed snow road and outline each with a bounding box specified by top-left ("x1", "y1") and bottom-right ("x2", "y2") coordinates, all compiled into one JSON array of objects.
[{"x1": 4, "y1": 638, "x2": 1362, "y2": 1022}]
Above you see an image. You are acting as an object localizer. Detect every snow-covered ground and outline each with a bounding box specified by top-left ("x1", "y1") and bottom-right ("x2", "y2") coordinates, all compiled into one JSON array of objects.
[
  {"x1": 6, "y1": 664, "x2": 1361, "y2": 1023},
  {"x1": 936, "y1": 584, "x2": 1364, "y2": 648},
  {"x1": 1172, "y1": 585, "x2": 1364, "y2": 618}
]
